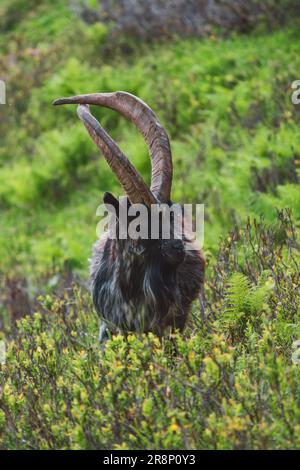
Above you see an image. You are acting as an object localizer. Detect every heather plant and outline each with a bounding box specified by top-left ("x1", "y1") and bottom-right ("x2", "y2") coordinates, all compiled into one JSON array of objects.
[{"x1": 0, "y1": 212, "x2": 299, "y2": 450}]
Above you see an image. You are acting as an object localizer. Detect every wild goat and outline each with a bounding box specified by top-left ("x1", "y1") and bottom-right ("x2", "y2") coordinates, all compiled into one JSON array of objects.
[{"x1": 53, "y1": 92, "x2": 205, "y2": 343}]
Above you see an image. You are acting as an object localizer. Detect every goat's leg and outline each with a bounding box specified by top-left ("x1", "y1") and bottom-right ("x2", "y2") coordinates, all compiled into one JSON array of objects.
[
  {"x1": 199, "y1": 284, "x2": 206, "y2": 322},
  {"x1": 167, "y1": 302, "x2": 188, "y2": 334},
  {"x1": 99, "y1": 322, "x2": 109, "y2": 351}
]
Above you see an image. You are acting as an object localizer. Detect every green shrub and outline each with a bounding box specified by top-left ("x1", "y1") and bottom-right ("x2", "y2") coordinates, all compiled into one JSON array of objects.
[
  {"x1": 1, "y1": 25, "x2": 299, "y2": 282},
  {"x1": 0, "y1": 212, "x2": 299, "y2": 450}
]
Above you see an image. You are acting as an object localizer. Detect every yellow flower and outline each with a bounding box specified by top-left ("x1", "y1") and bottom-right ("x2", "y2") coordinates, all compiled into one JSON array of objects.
[
  {"x1": 188, "y1": 351, "x2": 196, "y2": 362},
  {"x1": 57, "y1": 376, "x2": 64, "y2": 387},
  {"x1": 80, "y1": 390, "x2": 88, "y2": 402},
  {"x1": 43, "y1": 404, "x2": 51, "y2": 414},
  {"x1": 227, "y1": 418, "x2": 245, "y2": 432},
  {"x1": 203, "y1": 356, "x2": 213, "y2": 365},
  {"x1": 169, "y1": 423, "x2": 180, "y2": 433}
]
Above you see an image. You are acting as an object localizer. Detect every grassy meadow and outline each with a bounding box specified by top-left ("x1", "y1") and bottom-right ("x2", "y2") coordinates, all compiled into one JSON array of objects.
[{"x1": 0, "y1": 0, "x2": 299, "y2": 449}]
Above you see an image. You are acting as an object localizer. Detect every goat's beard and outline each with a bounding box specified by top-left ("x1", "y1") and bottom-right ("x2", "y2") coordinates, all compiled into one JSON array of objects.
[
  {"x1": 92, "y1": 237, "x2": 185, "y2": 335},
  {"x1": 142, "y1": 256, "x2": 184, "y2": 331}
]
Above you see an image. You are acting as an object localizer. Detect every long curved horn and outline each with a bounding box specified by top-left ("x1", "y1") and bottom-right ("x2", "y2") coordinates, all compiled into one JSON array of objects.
[
  {"x1": 53, "y1": 91, "x2": 173, "y2": 202},
  {"x1": 75, "y1": 104, "x2": 156, "y2": 206}
]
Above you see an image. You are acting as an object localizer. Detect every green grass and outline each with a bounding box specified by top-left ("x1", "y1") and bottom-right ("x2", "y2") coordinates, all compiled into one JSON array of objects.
[{"x1": 1, "y1": 18, "x2": 299, "y2": 283}]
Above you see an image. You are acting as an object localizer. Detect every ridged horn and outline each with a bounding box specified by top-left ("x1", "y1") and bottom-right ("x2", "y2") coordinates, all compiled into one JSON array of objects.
[
  {"x1": 75, "y1": 104, "x2": 156, "y2": 206},
  {"x1": 53, "y1": 91, "x2": 173, "y2": 202}
]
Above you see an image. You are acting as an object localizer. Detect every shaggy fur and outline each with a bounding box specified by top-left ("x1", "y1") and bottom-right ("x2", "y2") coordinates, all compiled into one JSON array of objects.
[{"x1": 90, "y1": 198, "x2": 205, "y2": 342}]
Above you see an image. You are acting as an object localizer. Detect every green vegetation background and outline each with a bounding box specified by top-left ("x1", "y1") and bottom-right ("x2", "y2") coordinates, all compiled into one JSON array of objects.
[{"x1": 0, "y1": 0, "x2": 299, "y2": 450}]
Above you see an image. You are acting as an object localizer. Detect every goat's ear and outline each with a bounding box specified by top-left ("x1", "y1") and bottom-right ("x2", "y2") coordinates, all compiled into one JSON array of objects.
[{"x1": 103, "y1": 192, "x2": 119, "y2": 217}]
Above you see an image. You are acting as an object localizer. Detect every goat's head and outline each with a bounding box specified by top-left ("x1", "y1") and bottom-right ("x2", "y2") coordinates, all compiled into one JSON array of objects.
[
  {"x1": 104, "y1": 190, "x2": 186, "y2": 266},
  {"x1": 53, "y1": 92, "x2": 185, "y2": 268}
]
